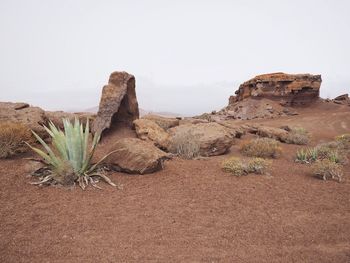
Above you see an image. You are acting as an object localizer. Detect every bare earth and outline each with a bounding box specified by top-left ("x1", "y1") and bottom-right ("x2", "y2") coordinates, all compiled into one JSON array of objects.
[{"x1": 1, "y1": 101, "x2": 350, "y2": 262}]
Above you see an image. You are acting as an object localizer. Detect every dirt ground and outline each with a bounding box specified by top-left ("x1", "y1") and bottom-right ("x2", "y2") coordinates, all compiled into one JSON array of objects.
[{"x1": 1, "y1": 101, "x2": 350, "y2": 262}]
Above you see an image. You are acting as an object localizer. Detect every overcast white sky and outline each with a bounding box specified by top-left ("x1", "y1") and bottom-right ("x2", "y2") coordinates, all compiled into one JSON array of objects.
[{"x1": 0, "y1": 0, "x2": 349, "y2": 115}]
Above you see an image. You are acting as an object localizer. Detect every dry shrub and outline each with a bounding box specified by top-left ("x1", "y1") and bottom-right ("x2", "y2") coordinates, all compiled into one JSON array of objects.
[
  {"x1": 335, "y1": 133, "x2": 350, "y2": 150},
  {"x1": 0, "y1": 122, "x2": 33, "y2": 158},
  {"x1": 312, "y1": 159, "x2": 343, "y2": 182},
  {"x1": 285, "y1": 127, "x2": 310, "y2": 145},
  {"x1": 222, "y1": 157, "x2": 270, "y2": 176},
  {"x1": 222, "y1": 157, "x2": 246, "y2": 176},
  {"x1": 169, "y1": 132, "x2": 201, "y2": 159},
  {"x1": 241, "y1": 138, "x2": 281, "y2": 158}
]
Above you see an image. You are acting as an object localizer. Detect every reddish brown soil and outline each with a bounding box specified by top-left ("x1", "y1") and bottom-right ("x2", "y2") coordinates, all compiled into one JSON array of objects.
[{"x1": 1, "y1": 101, "x2": 350, "y2": 262}]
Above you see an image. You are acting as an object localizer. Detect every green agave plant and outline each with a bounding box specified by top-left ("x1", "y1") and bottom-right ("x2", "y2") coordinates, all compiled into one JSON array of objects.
[{"x1": 26, "y1": 118, "x2": 116, "y2": 190}]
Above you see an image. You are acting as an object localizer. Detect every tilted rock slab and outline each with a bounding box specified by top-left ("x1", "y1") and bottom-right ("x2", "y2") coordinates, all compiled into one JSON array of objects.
[
  {"x1": 92, "y1": 71, "x2": 139, "y2": 134},
  {"x1": 168, "y1": 122, "x2": 234, "y2": 156},
  {"x1": 133, "y1": 119, "x2": 171, "y2": 151},
  {"x1": 106, "y1": 138, "x2": 169, "y2": 174}
]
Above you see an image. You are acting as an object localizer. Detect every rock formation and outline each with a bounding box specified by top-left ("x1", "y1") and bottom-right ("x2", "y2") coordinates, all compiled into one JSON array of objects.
[
  {"x1": 231, "y1": 72, "x2": 321, "y2": 105},
  {"x1": 106, "y1": 138, "x2": 169, "y2": 174},
  {"x1": 200, "y1": 72, "x2": 320, "y2": 121},
  {"x1": 92, "y1": 71, "x2": 139, "y2": 134}
]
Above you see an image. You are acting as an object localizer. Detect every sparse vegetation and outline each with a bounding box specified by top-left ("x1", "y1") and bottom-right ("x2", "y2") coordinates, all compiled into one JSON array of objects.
[
  {"x1": 311, "y1": 159, "x2": 343, "y2": 182},
  {"x1": 285, "y1": 127, "x2": 310, "y2": 145},
  {"x1": 26, "y1": 118, "x2": 117, "y2": 189},
  {"x1": 169, "y1": 132, "x2": 201, "y2": 159},
  {"x1": 0, "y1": 122, "x2": 33, "y2": 158},
  {"x1": 222, "y1": 157, "x2": 270, "y2": 176},
  {"x1": 295, "y1": 134, "x2": 349, "y2": 182},
  {"x1": 296, "y1": 141, "x2": 348, "y2": 165},
  {"x1": 241, "y1": 138, "x2": 282, "y2": 158}
]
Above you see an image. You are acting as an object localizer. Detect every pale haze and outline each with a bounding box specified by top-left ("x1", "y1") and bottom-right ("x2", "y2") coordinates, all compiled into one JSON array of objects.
[{"x1": 0, "y1": 0, "x2": 349, "y2": 115}]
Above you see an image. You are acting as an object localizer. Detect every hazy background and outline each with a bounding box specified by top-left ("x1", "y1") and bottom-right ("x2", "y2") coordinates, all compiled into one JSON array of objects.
[{"x1": 0, "y1": 0, "x2": 349, "y2": 115}]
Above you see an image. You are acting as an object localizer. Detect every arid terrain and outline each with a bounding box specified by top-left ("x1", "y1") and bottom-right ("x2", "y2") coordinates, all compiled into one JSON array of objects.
[{"x1": 1, "y1": 96, "x2": 350, "y2": 262}]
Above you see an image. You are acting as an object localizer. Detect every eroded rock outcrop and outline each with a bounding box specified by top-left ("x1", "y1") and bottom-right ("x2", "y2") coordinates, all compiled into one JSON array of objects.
[
  {"x1": 106, "y1": 138, "x2": 169, "y2": 174},
  {"x1": 92, "y1": 71, "x2": 139, "y2": 134},
  {"x1": 231, "y1": 72, "x2": 321, "y2": 105},
  {"x1": 168, "y1": 122, "x2": 234, "y2": 156}
]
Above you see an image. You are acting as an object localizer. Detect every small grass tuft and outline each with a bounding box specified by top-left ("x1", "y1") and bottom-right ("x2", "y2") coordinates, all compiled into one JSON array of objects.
[{"x1": 241, "y1": 138, "x2": 282, "y2": 158}]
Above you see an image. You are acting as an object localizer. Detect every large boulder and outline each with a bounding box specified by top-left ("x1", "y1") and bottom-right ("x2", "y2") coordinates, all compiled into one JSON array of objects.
[
  {"x1": 142, "y1": 114, "x2": 179, "y2": 130},
  {"x1": 92, "y1": 71, "x2": 139, "y2": 134},
  {"x1": 133, "y1": 119, "x2": 171, "y2": 150},
  {"x1": 168, "y1": 122, "x2": 234, "y2": 156},
  {"x1": 232, "y1": 72, "x2": 321, "y2": 106},
  {"x1": 0, "y1": 102, "x2": 47, "y2": 137},
  {"x1": 106, "y1": 138, "x2": 169, "y2": 174}
]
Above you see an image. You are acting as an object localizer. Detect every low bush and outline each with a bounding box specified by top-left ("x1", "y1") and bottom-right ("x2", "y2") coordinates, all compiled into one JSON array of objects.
[
  {"x1": 169, "y1": 132, "x2": 201, "y2": 159},
  {"x1": 0, "y1": 122, "x2": 33, "y2": 158},
  {"x1": 311, "y1": 159, "x2": 343, "y2": 182},
  {"x1": 222, "y1": 157, "x2": 270, "y2": 176},
  {"x1": 241, "y1": 138, "x2": 281, "y2": 158},
  {"x1": 285, "y1": 127, "x2": 310, "y2": 145}
]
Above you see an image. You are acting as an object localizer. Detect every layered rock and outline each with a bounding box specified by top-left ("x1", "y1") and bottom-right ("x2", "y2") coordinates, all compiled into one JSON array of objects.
[
  {"x1": 106, "y1": 138, "x2": 169, "y2": 174},
  {"x1": 133, "y1": 119, "x2": 171, "y2": 150},
  {"x1": 232, "y1": 72, "x2": 321, "y2": 105},
  {"x1": 92, "y1": 71, "x2": 139, "y2": 134},
  {"x1": 168, "y1": 122, "x2": 234, "y2": 156}
]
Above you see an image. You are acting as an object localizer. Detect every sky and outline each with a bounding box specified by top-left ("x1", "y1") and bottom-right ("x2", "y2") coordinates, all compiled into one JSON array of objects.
[{"x1": 0, "y1": 0, "x2": 349, "y2": 115}]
